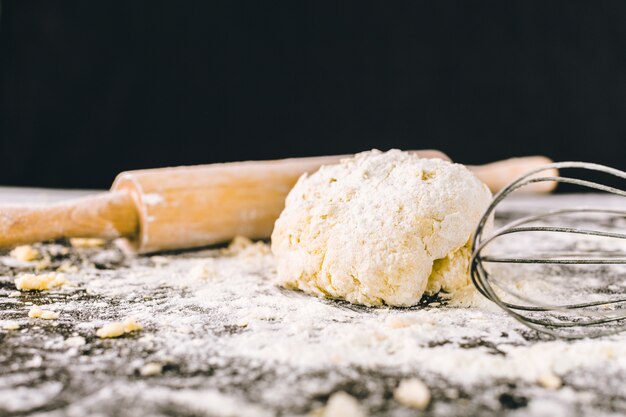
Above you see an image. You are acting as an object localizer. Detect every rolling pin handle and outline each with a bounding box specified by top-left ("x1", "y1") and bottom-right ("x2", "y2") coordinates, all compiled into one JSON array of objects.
[{"x1": 0, "y1": 191, "x2": 138, "y2": 248}]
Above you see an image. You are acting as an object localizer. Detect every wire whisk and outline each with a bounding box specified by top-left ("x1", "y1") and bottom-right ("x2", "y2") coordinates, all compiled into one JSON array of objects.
[{"x1": 471, "y1": 162, "x2": 626, "y2": 339}]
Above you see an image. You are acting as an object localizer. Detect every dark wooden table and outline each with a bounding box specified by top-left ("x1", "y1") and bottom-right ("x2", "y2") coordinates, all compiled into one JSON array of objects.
[{"x1": 1, "y1": 188, "x2": 625, "y2": 417}]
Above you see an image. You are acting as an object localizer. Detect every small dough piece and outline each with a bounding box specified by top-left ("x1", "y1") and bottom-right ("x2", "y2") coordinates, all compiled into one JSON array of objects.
[
  {"x1": 221, "y1": 236, "x2": 271, "y2": 257},
  {"x1": 537, "y1": 372, "x2": 562, "y2": 389},
  {"x1": 96, "y1": 317, "x2": 142, "y2": 338},
  {"x1": 140, "y1": 362, "x2": 163, "y2": 376},
  {"x1": 70, "y1": 238, "x2": 106, "y2": 248},
  {"x1": 65, "y1": 336, "x2": 86, "y2": 347},
  {"x1": 28, "y1": 306, "x2": 60, "y2": 320},
  {"x1": 3, "y1": 322, "x2": 20, "y2": 330},
  {"x1": 323, "y1": 392, "x2": 366, "y2": 417},
  {"x1": 57, "y1": 261, "x2": 79, "y2": 273},
  {"x1": 394, "y1": 378, "x2": 431, "y2": 410},
  {"x1": 271, "y1": 149, "x2": 492, "y2": 307},
  {"x1": 10, "y1": 245, "x2": 40, "y2": 262},
  {"x1": 15, "y1": 273, "x2": 68, "y2": 291}
]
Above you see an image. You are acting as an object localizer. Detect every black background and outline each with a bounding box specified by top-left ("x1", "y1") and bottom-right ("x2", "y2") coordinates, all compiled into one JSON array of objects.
[{"x1": 1, "y1": 1, "x2": 625, "y2": 189}]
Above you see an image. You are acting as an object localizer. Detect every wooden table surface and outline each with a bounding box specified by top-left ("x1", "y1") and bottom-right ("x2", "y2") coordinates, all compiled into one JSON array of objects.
[{"x1": 1, "y1": 188, "x2": 625, "y2": 417}]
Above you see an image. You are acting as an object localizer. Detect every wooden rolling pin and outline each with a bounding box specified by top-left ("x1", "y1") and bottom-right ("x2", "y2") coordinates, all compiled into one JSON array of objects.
[{"x1": 0, "y1": 152, "x2": 555, "y2": 254}]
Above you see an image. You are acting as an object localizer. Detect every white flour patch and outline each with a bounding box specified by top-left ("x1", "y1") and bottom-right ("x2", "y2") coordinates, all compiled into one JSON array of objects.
[
  {"x1": 1, "y1": 194, "x2": 626, "y2": 416},
  {"x1": 142, "y1": 193, "x2": 165, "y2": 206}
]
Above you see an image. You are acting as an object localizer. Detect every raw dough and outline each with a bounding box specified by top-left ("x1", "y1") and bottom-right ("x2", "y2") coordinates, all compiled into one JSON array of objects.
[
  {"x1": 15, "y1": 273, "x2": 68, "y2": 291},
  {"x1": 537, "y1": 372, "x2": 562, "y2": 389},
  {"x1": 65, "y1": 336, "x2": 86, "y2": 347},
  {"x1": 28, "y1": 306, "x2": 60, "y2": 320},
  {"x1": 394, "y1": 378, "x2": 431, "y2": 410},
  {"x1": 221, "y1": 235, "x2": 271, "y2": 257},
  {"x1": 96, "y1": 317, "x2": 142, "y2": 338},
  {"x1": 10, "y1": 245, "x2": 40, "y2": 262},
  {"x1": 322, "y1": 392, "x2": 366, "y2": 417},
  {"x1": 140, "y1": 362, "x2": 163, "y2": 376},
  {"x1": 271, "y1": 149, "x2": 491, "y2": 307}
]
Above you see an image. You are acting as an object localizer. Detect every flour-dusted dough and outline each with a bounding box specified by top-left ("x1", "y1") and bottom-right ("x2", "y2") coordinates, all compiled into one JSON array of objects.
[{"x1": 271, "y1": 149, "x2": 492, "y2": 307}]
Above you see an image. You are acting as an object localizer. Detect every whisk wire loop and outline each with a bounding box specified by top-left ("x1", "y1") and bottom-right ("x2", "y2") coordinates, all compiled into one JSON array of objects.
[{"x1": 471, "y1": 161, "x2": 626, "y2": 338}]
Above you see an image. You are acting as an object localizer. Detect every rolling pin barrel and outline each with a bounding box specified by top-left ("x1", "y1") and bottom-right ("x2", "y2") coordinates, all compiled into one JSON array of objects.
[{"x1": 0, "y1": 150, "x2": 555, "y2": 254}]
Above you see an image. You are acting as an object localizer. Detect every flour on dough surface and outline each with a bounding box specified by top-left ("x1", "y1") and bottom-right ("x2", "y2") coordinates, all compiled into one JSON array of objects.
[
  {"x1": 1, "y1": 194, "x2": 626, "y2": 416},
  {"x1": 272, "y1": 149, "x2": 492, "y2": 307}
]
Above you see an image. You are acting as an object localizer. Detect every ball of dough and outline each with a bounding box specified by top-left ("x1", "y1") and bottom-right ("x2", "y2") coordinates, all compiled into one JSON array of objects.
[{"x1": 271, "y1": 149, "x2": 492, "y2": 307}]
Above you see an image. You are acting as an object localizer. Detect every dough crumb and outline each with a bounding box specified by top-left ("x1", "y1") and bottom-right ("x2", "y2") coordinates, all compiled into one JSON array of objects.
[
  {"x1": 70, "y1": 238, "x2": 106, "y2": 248},
  {"x1": 56, "y1": 261, "x2": 78, "y2": 273},
  {"x1": 8, "y1": 291, "x2": 21, "y2": 298},
  {"x1": 322, "y1": 392, "x2": 366, "y2": 417},
  {"x1": 28, "y1": 306, "x2": 60, "y2": 320},
  {"x1": 3, "y1": 322, "x2": 20, "y2": 330},
  {"x1": 190, "y1": 262, "x2": 216, "y2": 280},
  {"x1": 65, "y1": 336, "x2": 86, "y2": 347},
  {"x1": 394, "y1": 378, "x2": 431, "y2": 410},
  {"x1": 97, "y1": 317, "x2": 142, "y2": 338},
  {"x1": 15, "y1": 272, "x2": 68, "y2": 291},
  {"x1": 10, "y1": 245, "x2": 40, "y2": 262},
  {"x1": 48, "y1": 245, "x2": 70, "y2": 257},
  {"x1": 537, "y1": 372, "x2": 562, "y2": 390},
  {"x1": 140, "y1": 362, "x2": 163, "y2": 376},
  {"x1": 222, "y1": 236, "x2": 271, "y2": 257},
  {"x1": 35, "y1": 257, "x2": 52, "y2": 271}
]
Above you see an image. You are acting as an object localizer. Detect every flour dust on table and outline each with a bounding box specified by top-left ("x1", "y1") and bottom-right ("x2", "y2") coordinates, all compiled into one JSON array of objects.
[{"x1": 1, "y1": 195, "x2": 626, "y2": 416}]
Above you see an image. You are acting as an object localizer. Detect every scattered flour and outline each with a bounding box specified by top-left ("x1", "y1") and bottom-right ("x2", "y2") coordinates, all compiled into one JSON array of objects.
[
  {"x1": 1, "y1": 194, "x2": 626, "y2": 416},
  {"x1": 189, "y1": 261, "x2": 216, "y2": 280}
]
